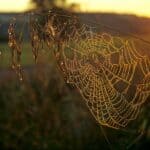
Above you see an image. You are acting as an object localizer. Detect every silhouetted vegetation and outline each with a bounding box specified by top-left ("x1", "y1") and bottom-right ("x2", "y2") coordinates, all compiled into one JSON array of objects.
[
  {"x1": 31, "y1": 0, "x2": 80, "y2": 12},
  {"x1": 0, "y1": 63, "x2": 149, "y2": 150},
  {"x1": 0, "y1": 6, "x2": 150, "y2": 150}
]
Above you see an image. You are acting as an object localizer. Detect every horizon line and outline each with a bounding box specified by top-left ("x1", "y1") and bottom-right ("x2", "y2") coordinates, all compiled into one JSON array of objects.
[{"x1": 0, "y1": 10, "x2": 150, "y2": 19}]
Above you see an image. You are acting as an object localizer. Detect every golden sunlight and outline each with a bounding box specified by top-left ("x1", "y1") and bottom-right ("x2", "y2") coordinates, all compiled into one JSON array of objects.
[
  {"x1": 0, "y1": 0, "x2": 32, "y2": 12},
  {"x1": 68, "y1": 0, "x2": 150, "y2": 17},
  {"x1": 0, "y1": 0, "x2": 150, "y2": 18}
]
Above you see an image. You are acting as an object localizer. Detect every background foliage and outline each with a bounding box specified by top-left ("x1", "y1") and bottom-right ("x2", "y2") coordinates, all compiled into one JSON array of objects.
[
  {"x1": 0, "y1": 54, "x2": 150, "y2": 149},
  {"x1": 0, "y1": 0, "x2": 150, "y2": 149}
]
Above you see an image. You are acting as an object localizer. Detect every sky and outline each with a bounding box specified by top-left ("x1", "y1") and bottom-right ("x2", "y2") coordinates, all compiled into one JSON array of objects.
[
  {"x1": 0, "y1": 0, "x2": 31, "y2": 12},
  {"x1": 68, "y1": 0, "x2": 150, "y2": 17},
  {"x1": 0, "y1": 0, "x2": 150, "y2": 18}
]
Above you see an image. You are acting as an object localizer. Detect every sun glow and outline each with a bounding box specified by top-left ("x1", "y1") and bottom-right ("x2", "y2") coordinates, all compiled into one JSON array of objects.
[
  {"x1": 68, "y1": 0, "x2": 150, "y2": 18},
  {"x1": 0, "y1": 0, "x2": 150, "y2": 18},
  {"x1": 0, "y1": 0, "x2": 32, "y2": 12}
]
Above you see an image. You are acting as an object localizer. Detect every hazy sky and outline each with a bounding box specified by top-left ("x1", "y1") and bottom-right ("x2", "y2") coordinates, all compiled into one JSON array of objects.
[
  {"x1": 0, "y1": 0, "x2": 31, "y2": 12},
  {"x1": 69, "y1": 0, "x2": 150, "y2": 17},
  {"x1": 0, "y1": 0, "x2": 150, "y2": 17}
]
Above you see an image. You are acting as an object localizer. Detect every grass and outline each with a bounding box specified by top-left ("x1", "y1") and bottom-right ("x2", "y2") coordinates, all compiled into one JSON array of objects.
[
  {"x1": 0, "y1": 36, "x2": 150, "y2": 149},
  {"x1": 0, "y1": 42, "x2": 34, "y2": 68},
  {"x1": 0, "y1": 42, "x2": 55, "y2": 68},
  {"x1": 0, "y1": 36, "x2": 150, "y2": 69},
  {"x1": 0, "y1": 63, "x2": 149, "y2": 150}
]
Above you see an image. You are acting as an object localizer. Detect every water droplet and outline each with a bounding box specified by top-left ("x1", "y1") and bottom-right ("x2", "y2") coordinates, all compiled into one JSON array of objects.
[
  {"x1": 8, "y1": 42, "x2": 13, "y2": 47},
  {"x1": 19, "y1": 77, "x2": 23, "y2": 81},
  {"x1": 17, "y1": 64, "x2": 21, "y2": 68},
  {"x1": 11, "y1": 64, "x2": 15, "y2": 69},
  {"x1": 12, "y1": 17, "x2": 16, "y2": 21}
]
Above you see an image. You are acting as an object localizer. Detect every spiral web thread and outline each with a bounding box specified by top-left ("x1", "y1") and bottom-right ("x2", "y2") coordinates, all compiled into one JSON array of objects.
[
  {"x1": 45, "y1": 14, "x2": 150, "y2": 129},
  {"x1": 7, "y1": 11, "x2": 150, "y2": 129}
]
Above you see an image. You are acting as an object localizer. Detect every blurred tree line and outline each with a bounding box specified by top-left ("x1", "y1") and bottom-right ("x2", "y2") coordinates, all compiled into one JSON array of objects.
[{"x1": 31, "y1": 0, "x2": 80, "y2": 12}]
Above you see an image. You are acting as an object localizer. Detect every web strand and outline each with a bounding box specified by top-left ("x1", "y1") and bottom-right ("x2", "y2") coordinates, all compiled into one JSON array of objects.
[{"x1": 44, "y1": 13, "x2": 150, "y2": 129}]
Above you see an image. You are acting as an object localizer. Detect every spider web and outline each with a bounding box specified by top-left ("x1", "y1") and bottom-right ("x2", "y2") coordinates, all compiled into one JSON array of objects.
[
  {"x1": 48, "y1": 17, "x2": 150, "y2": 129},
  {"x1": 23, "y1": 11, "x2": 150, "y2": 129}
]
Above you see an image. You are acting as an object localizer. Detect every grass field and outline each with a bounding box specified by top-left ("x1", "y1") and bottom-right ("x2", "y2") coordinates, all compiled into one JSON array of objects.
[
  {"x1": 0, "y1": 37, "x2": 150, "y2": 149},
  {"x1": 0, "y1": 42, "x2": 35, "y2": 68},
  {"x1": 0, "y1": 42, "x2": 54, "y2": 68}
]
